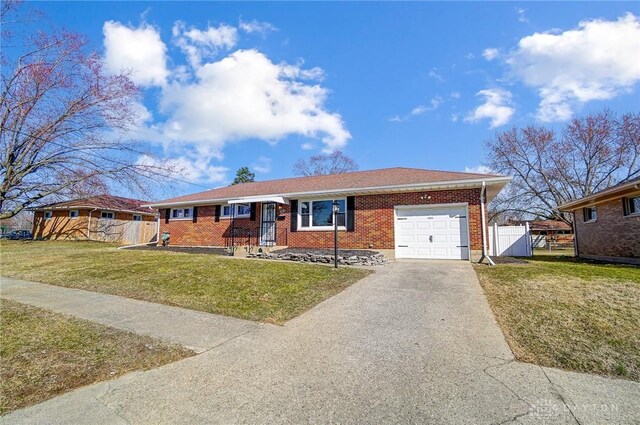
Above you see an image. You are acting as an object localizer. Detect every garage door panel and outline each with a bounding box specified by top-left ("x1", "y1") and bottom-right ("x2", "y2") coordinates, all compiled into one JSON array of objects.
[
  {"x1": 395, "y1": 206, "x2": 469, "y2": 260},
  {"x1": 432, "y1": 234, "x2": 447, "y2": 243},
  {"x1": 399, "y1": 222, "x2": 414, "y2": 230}
]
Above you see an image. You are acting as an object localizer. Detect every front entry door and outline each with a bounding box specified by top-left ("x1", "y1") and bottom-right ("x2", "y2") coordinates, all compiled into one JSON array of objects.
[{"x1": 260, "y1": 203, "x2": 277, "y2": 246}]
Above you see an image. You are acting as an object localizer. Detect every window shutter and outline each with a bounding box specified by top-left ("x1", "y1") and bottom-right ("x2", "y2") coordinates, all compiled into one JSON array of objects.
[
  {"x1": 214, "y1": 205, "x2": 221, "y2": 222},
  {"x1": 250, "y1": 202, "x2": 257, "y2": 221},
  {"x1": 192, "y1": 206, "x2": 198, "y2": 223},
  {"x1": 165, "y1": 209, "x2": 170, "y2": 224},
  {"x1": 346, "y1": 196, "x2": 355, "y2": 232},
  {"x1": 290, "y1": 200, "x2": 298, "y2": 232}
]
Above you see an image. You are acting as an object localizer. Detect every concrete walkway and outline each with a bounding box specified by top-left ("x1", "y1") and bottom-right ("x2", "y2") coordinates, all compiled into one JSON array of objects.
[
  {"x1": 0, "y1": 277, "x2": 264, "y2": 353},
  {"x1": 2, "y1": 262, "x2": 639, "y2": 424}
]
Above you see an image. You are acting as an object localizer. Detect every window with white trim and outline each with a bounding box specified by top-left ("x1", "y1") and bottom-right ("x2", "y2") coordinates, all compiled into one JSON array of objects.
[
  {"x1": 101, "y1": 211, "x2": 115, "y2": 220},
  {"x1": 171, "y1": 208, "x2": 192, "y2": 220},
  {"x1": 132, "y1": 214, "x2": 142, "y2": 221},
  {"x1": 583, "y1": 206, "x2": 597, "y2": 222},
  {"x1": 221, "y1": 204, "x2": 250, "y2": 218},
  {"x1": 299, "y1": 199, "x2": 346, "y2": 230},
  {"x1": 69, "y1": 210, "x2": 79, "y2": 219},
  {"x1": 623, "y1": 196, "x2": 640, "y2": 216},
  {"x1": 44, "y1": 211, "x2": 53, "y2": 219}
]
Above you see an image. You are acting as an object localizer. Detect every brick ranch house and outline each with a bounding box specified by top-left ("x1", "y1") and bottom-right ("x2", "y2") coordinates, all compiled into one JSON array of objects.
[
  {"x1": 31, "y1": 195, "x2": 157, "y2": 244},
  {"x1": 559, "y1": 178, "x2": 640, "y2": 265},
  {"x1": 148, "y1": 168, "x2": 510, "y2": 261}
]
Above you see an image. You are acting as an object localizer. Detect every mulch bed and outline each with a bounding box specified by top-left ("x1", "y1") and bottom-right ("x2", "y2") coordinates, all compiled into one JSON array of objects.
[
  {"x1": 490, "y1": 256, "x2": 529, "y2": 264},
  {"x1": 123, "y1": 245, "x2": 229, "y2": 256},
  {"x1": 270, "y1": 247, "x2": 380, "y2": 257}
]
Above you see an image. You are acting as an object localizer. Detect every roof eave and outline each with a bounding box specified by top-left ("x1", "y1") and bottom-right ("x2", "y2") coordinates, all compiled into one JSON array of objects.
[
  {"x1": 145, "y1": 176, "x2": 512, "y2": 208},
  {"x1": 30, "y1": 205, "x2": 157, "y2": 216},
  {"x1": 558, "y1": 180, "x2": 640, "y2": 211}
]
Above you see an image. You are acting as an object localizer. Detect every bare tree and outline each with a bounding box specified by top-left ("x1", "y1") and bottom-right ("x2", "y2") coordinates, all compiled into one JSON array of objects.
[
  {"x1": 293, "y1": 151, "x2": 358, "y2": 176},
  {"x1": 487, "y1": 110, "x2": 640, "y2": 224},
  {"x1": 0, "y1": 2, "x2": 164, "y2": 219}
]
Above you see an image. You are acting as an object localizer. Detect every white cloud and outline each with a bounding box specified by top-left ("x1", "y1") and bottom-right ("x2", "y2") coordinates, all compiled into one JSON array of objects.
[
  {"x1": 239, "y1": 19, "x2": 277, "y2": 36},
  {"x1": 516, "y1": 8, "x2": 529, "y2": 23},
  {"x1": 103, "y1": 21, "x2": 168, "y2": 87},
  {"x1": 464, "y1": 165, "x2": 494, "y2": 175},
  {"x1": 391, "y1": 97, "x2": 443, "y2": 122},
  {"x1": 450, "y1": 92, "x2": 461, "y2": 99},
  {"x1": 158, "y1": 49, "x2": 350, "y2": 154},
  {"x1": 137, "y1": 155, "x2": 227, "y2": 184},
  {"x1": 482, "y1": 48, "x2": 499, "y2": 61},
  {"x1": 428, "y1": 68, "x2": 444, "y2": 82},
  {"x1": 301, "y1": 142, "x2": 315, "y2": 150},
  {"x1": 252, "y1": 156, "x2": 272, "y2": 174},
  {"x1": 411, "y1": 105, "x2": 428, "y2": 116},
  {"x1": 173, "y1": 21, "x2": 238, "y2": 68},
  {"x1": 451, "y1": 113, "x2": 460, "y2": 122},
  {"x1": 106, "y1": 20, "x2": 350, "y2": 180},
  {"x1": 507, "y1": 13, "x2": 640, "y2": 122},
  {"x1": 465, "y1": 88, "x2": 514, "y2": 128}
]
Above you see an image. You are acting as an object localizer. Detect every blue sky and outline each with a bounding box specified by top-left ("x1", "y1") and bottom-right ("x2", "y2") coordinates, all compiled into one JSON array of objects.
[{"x1": 33, "y1": 1, "x2": 640, "y2": 195}]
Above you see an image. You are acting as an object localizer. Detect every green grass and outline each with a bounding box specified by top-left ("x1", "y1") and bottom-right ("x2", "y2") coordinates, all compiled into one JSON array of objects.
[
  {"x1": 0, "y1": 240, "x2": 372, "y2": 324},
  {"x1": 475, "y1": 255, "x2": 640, "y2": 381},
  {"x1": 0, "y1": 299, "x2": 192, "y2": 414}
]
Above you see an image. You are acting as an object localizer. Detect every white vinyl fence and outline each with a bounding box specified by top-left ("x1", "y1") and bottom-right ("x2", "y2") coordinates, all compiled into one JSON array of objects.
[{"x1": 489, "y1": 223, "x2": 532, "y2": 257}]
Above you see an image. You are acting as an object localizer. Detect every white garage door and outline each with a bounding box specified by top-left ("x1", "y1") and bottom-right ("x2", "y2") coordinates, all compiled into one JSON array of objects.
[{"x1": 394, "y1": 205, "x2": 469, "y2": 260}]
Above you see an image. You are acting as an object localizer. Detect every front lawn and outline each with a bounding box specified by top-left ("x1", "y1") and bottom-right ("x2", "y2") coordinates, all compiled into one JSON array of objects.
[
  {"x1": 0, "y1": 241, "x2": 371, "y2": 324},
  {"x1": 475, "y1": 256, "x2": 640, "y2": 381},
  {"x1": 0, "y1": 299, "x2": 192, "y2": 414}
]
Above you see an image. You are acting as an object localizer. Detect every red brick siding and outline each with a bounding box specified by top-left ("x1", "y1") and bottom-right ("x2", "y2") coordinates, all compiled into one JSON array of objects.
[
  {"x1": 159, "y1": 206, "x2": 262, "y2": 246},
  {"x1": 158, "y1": 188, "x2": 485, "y2": 251},
  {"x1": 573, "y1": 198, "x2": 640, "y2": 259}
]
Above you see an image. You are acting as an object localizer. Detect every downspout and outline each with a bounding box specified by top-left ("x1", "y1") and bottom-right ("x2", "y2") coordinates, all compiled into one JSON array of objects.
[
  {"x1": 479, "y1": 181, "x2": 495, "y2": 266},
  {"x1": 87, "y1": 208, "x2": 98, "y2": 240},
  {"x1": 155, "y1": 214, "x2": 160, "y2": 244},
  {"x1": 571, "y1": 211, "x2": 579, "y2": 258}
]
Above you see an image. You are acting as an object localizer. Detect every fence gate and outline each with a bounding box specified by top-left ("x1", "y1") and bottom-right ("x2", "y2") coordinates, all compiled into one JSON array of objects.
[{"x1": 489, "y1": 223, "x2": 532, "y2": 257}]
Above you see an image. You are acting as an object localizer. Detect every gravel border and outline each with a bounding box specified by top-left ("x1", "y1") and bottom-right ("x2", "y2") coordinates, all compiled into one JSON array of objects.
[{"x1": 270, "y1": 248, "x2": 381, "y2": 257}]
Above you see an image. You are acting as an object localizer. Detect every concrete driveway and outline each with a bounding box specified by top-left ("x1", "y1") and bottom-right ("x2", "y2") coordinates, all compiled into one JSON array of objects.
[{"x1": 3, "y1": 261, "x2": 639, "y2": 424}]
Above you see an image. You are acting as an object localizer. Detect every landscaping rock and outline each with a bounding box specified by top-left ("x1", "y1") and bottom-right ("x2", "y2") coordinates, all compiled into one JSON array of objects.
[{"x1": 252, "y1": 248, "x2": 387, "y2": 266}]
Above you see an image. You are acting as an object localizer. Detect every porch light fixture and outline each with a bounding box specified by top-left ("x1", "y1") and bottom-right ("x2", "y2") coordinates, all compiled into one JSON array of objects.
[{"x1": 332, "y1": 200, "x2": 340, "y2": 268}]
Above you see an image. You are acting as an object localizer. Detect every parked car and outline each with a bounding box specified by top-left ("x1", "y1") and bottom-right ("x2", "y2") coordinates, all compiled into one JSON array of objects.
[{"x1": 7, "y1": 230, "x2": 33, "y2": 240}]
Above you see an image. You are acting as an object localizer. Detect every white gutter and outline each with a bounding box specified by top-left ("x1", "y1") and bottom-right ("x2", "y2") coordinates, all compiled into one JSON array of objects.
[
  {"x1": 479, "y1": 181, "x2": 495, "y2": 266},
  {"x1": 145, "y1": 176, "x2": 512, "y2": 208},
  {"x1": 228, "y1": 196, "x2": 288, "y2": 205},
  {"x1": 87, "y1": 208, "x2": 98, "y2": 240}
]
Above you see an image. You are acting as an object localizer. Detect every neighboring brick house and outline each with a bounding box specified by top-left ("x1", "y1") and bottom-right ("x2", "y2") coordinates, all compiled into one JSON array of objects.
[
  {"x1": 559, "y1": 178, "x2": 640, "y2": 265},
  {"x1": 148, "y1": 168, "x2": 510, "y2": 261},
  {"x1": 31, "y1": 195, "x2": 157, "y2": 244}
]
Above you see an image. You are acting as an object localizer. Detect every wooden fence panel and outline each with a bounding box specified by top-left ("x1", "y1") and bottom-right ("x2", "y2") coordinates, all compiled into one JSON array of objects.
[{"x1": 89, "y1": 219, "x2": 157, "y2": 245}]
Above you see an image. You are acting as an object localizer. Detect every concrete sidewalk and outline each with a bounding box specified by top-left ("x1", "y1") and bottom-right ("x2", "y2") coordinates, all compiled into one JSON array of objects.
[
  {"x1": 0, "y1": 277, "x2": 266, "y2": 353},
  {"x1": 2, "y1": 262, "x2": 639, "y2": 424}
]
